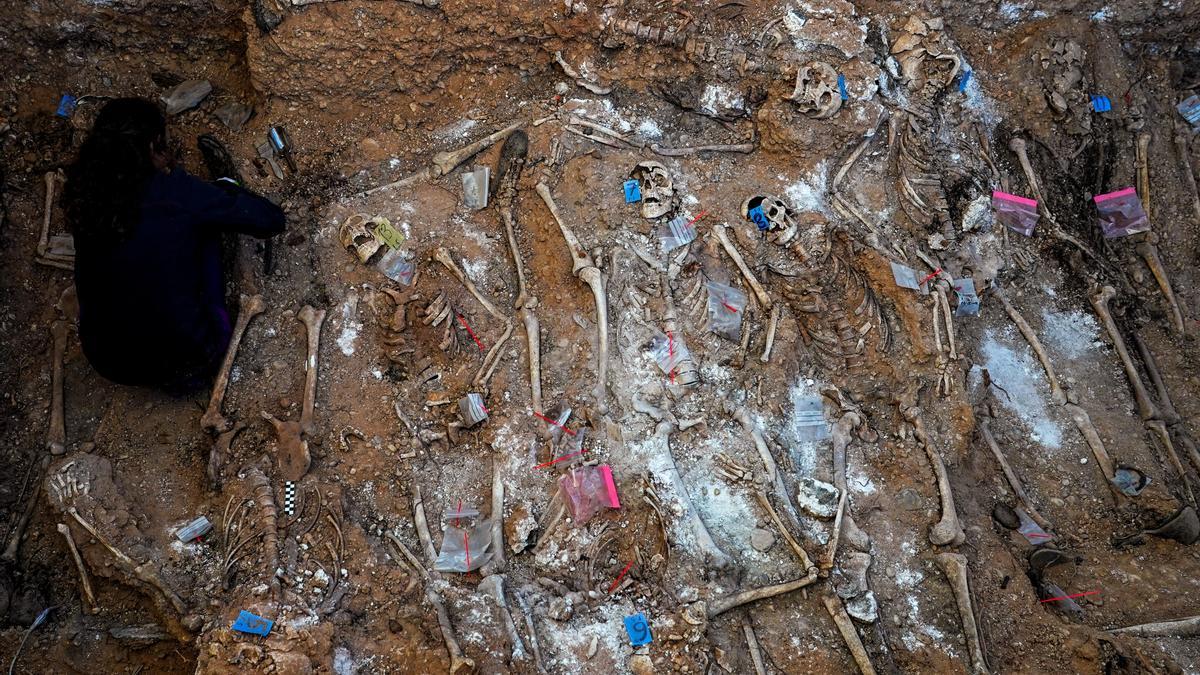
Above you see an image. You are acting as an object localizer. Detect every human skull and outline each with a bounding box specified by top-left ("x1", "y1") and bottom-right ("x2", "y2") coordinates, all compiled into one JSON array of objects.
[
  {"x1": 889, "y1": 16, "x2": 960, "y2": 91},
  {"x1": 742, "y1": 195, "x2": 798, "y2": 243},
  {"x1": 789, "y1": 61, "x2": 842, "y2": 119},
  {"x1": 631, "y1": 161, "x2": 675, "y2": 220},
  {"x1": 338, "y1": 213, "x2": 384, "y2": 263}
]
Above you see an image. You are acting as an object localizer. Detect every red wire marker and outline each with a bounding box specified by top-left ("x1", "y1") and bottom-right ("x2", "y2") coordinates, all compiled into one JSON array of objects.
[
  {"x1": 457, "y1": 314, "x2": 485, "y2": 351},
  {"x1": 720, "y1": 296, "x2": 738, "y2": 313},
  {"x1": 533, "y1": 449, "x2": 587, "y2": 470},
  {"x1": 918, "y1": 268, "x2": 942, "y2": 286},
  {"x1": 684, "y1": 210, "x2": 708, "y2": 229},
  {"x1": 608, "y1": 561, "x2": 634, "y2": 593},
  {"x1": 533, "y1": 411, "x2": 576, "y2": 436},
  {"x1": 464, "y1": 531, "x2": 471, "y2": 570},
  {"x1": 1039, "y1": 590, "x2": 1100, "y2": 603}
]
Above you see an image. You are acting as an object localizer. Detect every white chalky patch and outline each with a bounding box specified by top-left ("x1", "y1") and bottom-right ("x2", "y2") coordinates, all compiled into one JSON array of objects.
[
  {"x1": 336, "y1": 293, "x2": 361, "y2": 357},
  {"x1": 970, "y1": 329, "x2": 1063, "y2": 449}
]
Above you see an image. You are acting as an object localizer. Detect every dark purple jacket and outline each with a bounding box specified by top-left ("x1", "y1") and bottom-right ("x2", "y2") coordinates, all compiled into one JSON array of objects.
[{"x1": 74, "y1": 168, "x2": 284, "y2": 390}]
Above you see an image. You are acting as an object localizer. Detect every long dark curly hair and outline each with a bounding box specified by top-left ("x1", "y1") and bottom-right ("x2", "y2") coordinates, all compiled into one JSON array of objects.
[{"x1": 64, "y1": 98, "x2": 169, "y2": 245}]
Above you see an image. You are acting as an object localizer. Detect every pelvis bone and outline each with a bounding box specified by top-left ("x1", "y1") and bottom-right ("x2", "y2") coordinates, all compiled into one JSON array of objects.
[{"x1": 790, "y1": 61, "x2": 842, "y2": 119}]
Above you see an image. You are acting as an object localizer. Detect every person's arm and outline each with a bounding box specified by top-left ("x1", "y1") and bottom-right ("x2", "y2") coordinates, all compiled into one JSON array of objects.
[{"x1": 175, "y1": 170, "x2": 286, "y2": 239}]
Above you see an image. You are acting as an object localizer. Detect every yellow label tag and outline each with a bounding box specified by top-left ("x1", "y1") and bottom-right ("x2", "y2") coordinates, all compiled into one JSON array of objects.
[{"x1": 373, "y1": 219, "x2": 405, "y2": 249}]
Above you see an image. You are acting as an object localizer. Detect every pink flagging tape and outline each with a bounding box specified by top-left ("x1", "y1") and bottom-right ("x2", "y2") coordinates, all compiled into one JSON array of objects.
[
  {"x1": 1094, "y1": 186, "x2": 1136, "y2": 203},
  {"x1": 992, "y1": 190, "x2": 1037, "y2": 207},
  {"x1": 599, "y1": 465, "x2": 621, "y2": 508}
]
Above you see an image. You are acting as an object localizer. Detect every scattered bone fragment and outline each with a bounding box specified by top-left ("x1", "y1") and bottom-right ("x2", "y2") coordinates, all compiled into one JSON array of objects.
[
  {"x1": 760, "y1": 304, "x2": 780, "y2": 363},
  {"x1": 742, "y1": 618, "x2": 768, "y2": 675},
  {"x1": 490, "y1": 456, "x2": 506, "y2": 572},
  {"x1": 429, "y1": 584, "x2": 475, "y2": 674},
  {"x1": 360, "y1": 121, "x2": 522, "y2": 197},
  {"x1": 754, "y1": 490, "x2": 816, "y2": 573},
  {"x1": 978, "y1": 408, "x2": 1056, "y2": 529},
  {"x1": 47, "y1": 318, "x2": 68, "y2": 455},
  {"x1": 208, "y1": 421, "x2": 246, "y2": 489},
  {"x1": 201, "y1": 294, "x2": 266, "y2": 433},
  {"x1": 934, "y1": 553, "x2": 990, "y2": 674},
  {"x1": 823, "y1": 594, "x2": 877, "y2": 675}
]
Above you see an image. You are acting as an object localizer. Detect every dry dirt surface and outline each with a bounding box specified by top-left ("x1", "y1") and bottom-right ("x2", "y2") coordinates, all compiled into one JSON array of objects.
[{"x1": 3, "y1": 0, "x2": 1200, "y2": 673}]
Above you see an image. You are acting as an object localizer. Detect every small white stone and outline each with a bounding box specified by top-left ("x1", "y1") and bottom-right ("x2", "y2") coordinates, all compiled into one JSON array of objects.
[{"x1": 1080, "y1": 457, "x2": 1088, "y2": 464}]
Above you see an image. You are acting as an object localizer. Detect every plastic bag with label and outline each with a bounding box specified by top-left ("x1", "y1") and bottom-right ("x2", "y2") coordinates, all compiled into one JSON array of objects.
[
  {"x1": 649, "y1": 330, "x2": 690, "y2": 376},
  {"x1": 1093, "y1": 187, "x2": 1150, "y2": 238},
  {"x1": 433, "y1": 505, "x2": 493, "y2": 573},
  {"x1": 705, "y1": 281, "x2": 746, "y2": 342},
  {"x1": 559, "y1": 465, "x2": 621, "y2": 525},
  {"x1": 991, "y1": 191, "x2": 1039, "y2": 236}
]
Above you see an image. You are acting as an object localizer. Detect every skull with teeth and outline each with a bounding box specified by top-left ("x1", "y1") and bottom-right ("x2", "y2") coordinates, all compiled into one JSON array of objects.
[
  {"x1": 742, "y1": 195, "x2": 798, "y2": 243},
  {"x1": 338, "y1": 213, "x2": 385, "y2": 263},
  {"x1": 789, "y1": 61, "x2": 842, "y2": 119},
  {"x1": 630, "y1": 161, "x2": 675, "y2": 220}
]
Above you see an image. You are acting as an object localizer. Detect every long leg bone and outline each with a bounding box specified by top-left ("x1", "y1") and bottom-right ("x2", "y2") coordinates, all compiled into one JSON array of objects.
[
  {"x1": 824, "y1": 594, "x2": 878, "y2": 675},
  {"x1": 1109, "y1": 615, "x2": 1200, "y2": 638},
  {"x1": 706, "y1": 571, "x2": 820, "y2": 618},
  {"x1": 713, "y1": 223, "x2": 772, "y2": 310},
  {"x1": 520, "y1": 304, "x2": 542, "y2": 413},
  {"x1": 1136, "y1": 132, "x2": 1151, "y2": 221},
  {"x1": 1134, "y1": 334, "x2": 1180, "y2": 424},
  {"x1": 635, "y1": 394, "x2": 732, "y2": 569},
  {"x1": 754, "y1": 490, "x2": 817, "y2": 574},
  {"x1": 2, "y1": 457, "x2": 48, "y2": 563},
  {"x1": 479, "y1": 575, "x2": 528, "y2": 662},
  {"x1": 201, "y1": 294, "x2": 266, "y2": 433},
  {"x1": 433, "y1": 122, "x2": 523, "y2": 177},
  {"x1": 993, "y1": 287, "x2": 1066, "y2": 404},
  {"x1": 826, "y1": 409, "x2": 869, "y2": 571},
  {"x1": 1090, "y1": 285, "x2": 1160, "y2": 421},
  {"x1": 490, "y1": 456, "x2": 506, "y2": 572},
  {"x1": 298, "y1": 305, "x2": 327, "y2": 435},
  {"x1": 978, "y1": 412, "x2": 1056, "y2": 529},
  {"x1": 934, "y1": 553, "x2": 990, "y2": 675},
  {"x1": 902, "y1": 405, "x2": 965, "y2": 547},
  {"x1": 47, "y1": 319, "x2": 68, "y2": 455},
  {"x1": 1064, "y1": 401, "x2": 1125, "y2": 504},
  {"x1": 1009, "y1": 137, "x2": 1107, "y2": 266},
  {"x1": 760, "y1": 304, "x2": 780, "y2": 363},
  {"x1": 1174, "y1": 124, "x2": 1200, "y2": 223},
  {"x1": 434, "y1": 247, "x2": 506, "y2": 321},
  {"x1": 535, "y1": 182, "x2": 608, "y2": 411},
  {"x1": 1146, "y1": 419, "x2": 1196, "y2": 506},
  {"x1": 57, "y1": 523, "x2": 97, "y2": 613},
  {"x1": 473, "y1": 320, "x2": 514, "y2": 388},
  {"x1": 429, "y1": 584, "x2": 475, "y2": 674},
  {"x1": 413, "y1": 486, "x2": 439, "y2": 567},
  {"x1": 1134, "y1": 234, "x2": 1186, "y2": 334},
  {"x1": 728, "y1": 403, "x2": 806, "y2": 535}
]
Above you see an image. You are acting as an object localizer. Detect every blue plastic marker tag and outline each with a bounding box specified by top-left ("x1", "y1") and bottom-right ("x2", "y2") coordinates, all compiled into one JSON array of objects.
[
  {"x1": 1090, "y1": 95, "x2": 1111, "y2": 113},
  {"x1": 623, "y1": 180, "x2": 642, "y2": 203},
  {"x1": 837, "y1": 74, "x2": 849, "y2": 101},
  {"x1": 56, "y1": 94, "x2": 77, "y2": 118},
  {"x1": 958, "y1": 70, "x2": 972, "y2": 93},
  {"x1": 624, "y1": 612, "x2": 652, "y2": 647},
  {"x1": 748, "y1": 205, "x2": 768, "y2": 231},
  {"x1": 232, "y1": 610, "x2": 274, "y2": 637}
]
